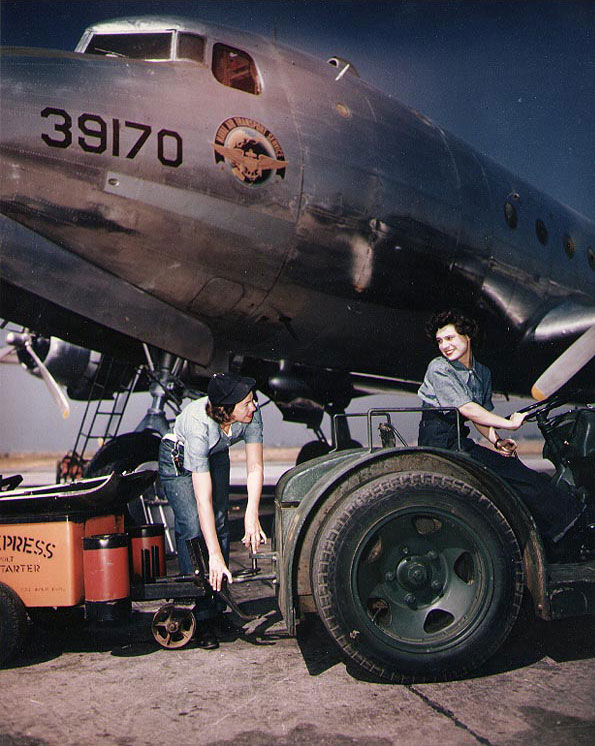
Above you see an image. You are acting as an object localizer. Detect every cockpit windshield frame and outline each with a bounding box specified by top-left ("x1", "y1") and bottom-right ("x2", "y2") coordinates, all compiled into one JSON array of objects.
[
  {"x1": 212, "y1": 42, "x2": 262, "y2": 95},
  {"x1": 83, "y1": 31, "x2": 175, "y2": 61},
  {"x1": 80, "y1": 26, "x2": 262, "y2": 94}
]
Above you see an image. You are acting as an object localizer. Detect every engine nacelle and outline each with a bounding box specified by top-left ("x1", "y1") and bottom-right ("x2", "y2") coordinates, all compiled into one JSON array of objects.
[{"x1": 17, "y1": 336, "x2": 137, "y2": 400}]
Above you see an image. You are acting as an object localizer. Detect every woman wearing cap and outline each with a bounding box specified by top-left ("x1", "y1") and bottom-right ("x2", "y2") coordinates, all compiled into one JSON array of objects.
[{"x1": 158, "y1": 373, "x2": 266, "y2": 648}]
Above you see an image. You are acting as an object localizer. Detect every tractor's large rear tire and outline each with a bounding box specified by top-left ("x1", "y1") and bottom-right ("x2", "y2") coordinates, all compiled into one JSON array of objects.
[
  {"x1": 312, "y1": 471, "x2": 523, "y2": 682},
  {"x1": 0, "y1": 582, "x2": 28, "y2": 666}
]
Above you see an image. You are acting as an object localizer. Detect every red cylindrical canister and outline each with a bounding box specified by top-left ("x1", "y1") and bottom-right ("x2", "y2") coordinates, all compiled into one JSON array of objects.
[
  {"x1": 128, "y1": 524, "x2": 166, "y2": 580},
  {"x1": 83, "y1": 533, "x2": 130, "y2": 623}
]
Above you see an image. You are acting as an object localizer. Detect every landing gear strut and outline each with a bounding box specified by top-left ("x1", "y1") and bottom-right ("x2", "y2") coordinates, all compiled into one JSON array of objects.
[{"x1": 84, "y1": 351, "x2": 185, "y2": 532}]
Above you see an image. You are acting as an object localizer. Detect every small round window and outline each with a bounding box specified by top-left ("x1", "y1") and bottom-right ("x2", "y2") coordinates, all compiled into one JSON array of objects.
[
  {"x1": 535, "y1": 219, "x2": 548, "y2": 246},
  {"x1": 504, "y1": 200, "x2": 518, "y2": 228},
  {"x1": 563, "y1": 234, "x2": 575, "y2": 258},
  {"x1": 335, "y1": 103, "x2": 351, "y2": 118},
  {"x1": 504, "y1": 192, "x2": 520, "y2": 229}
]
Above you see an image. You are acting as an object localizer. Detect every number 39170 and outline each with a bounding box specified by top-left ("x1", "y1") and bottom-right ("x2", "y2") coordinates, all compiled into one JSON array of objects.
[{"x1": 41, "y1": 107, "x2": 183, "y2": 168}]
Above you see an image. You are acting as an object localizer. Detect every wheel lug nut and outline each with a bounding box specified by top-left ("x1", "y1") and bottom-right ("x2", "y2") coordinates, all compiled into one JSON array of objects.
[
  {"x1": 427, "y1": 550, "x2": 438, "y2": 560},
  {"x1": 385, "y1": 571, "x2": 395, "y2": 581},
  {"x1": 404, "y1": 593, "x2": 416, "y2": 607}
]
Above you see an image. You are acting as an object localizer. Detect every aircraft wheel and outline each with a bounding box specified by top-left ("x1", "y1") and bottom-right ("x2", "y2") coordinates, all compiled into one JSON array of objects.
[
  {"x1": 0, "y1": 582, "x2": 28, "y2": 666},
  {"x1": 151, "y1": 604, "x2": 196, "y2": 649},
  {"x1": 296, "y1": 439, "x2": 363, "y2": 465},
  {"x1": 84, "y1": 431, "x2": 161, "y2": 476},
  {"x1": 311, "y1": 472, "x2": 523, "y2": 682},
  {"x1": 296, "y1": 441, "x2": 332, "y2": 465},
  {"x1": 85, "y1": 431, "x2": 162, "y2": 524}
]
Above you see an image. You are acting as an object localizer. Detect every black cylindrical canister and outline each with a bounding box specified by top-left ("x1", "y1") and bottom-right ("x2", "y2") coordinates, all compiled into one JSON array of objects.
[
  {"x1": 83, "y1": 533, "x2": 131, "y2": 623},
  {"x1": 128, "y1": 524, "x2": 166, "y2": 581}
]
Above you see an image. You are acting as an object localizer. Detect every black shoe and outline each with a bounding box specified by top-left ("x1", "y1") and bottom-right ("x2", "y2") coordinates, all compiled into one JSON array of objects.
[
  {"x1": 195, "y1": 620, "x2": 219, "y2": 649},
  {"x1": 212, "y1": 613, "x2": 241, "y2": 643}
]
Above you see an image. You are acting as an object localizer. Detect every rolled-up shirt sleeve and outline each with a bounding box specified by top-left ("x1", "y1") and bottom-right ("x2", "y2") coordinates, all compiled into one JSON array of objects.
[
  {"x1": 243, "y1": 407, "x2": 263, "y2": 444},
  {"x1": 482, "y1": 367, "x2": 494, "y2": 411},
  {"x1": 183, "y1": 412, "x2": 211, "y2": 473},
  {"x1": 426, "y1": 364, "x2": 472, "y2": 410}
]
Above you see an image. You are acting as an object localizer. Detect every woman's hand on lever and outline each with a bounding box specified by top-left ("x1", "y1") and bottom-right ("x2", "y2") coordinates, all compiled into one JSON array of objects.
[
  {"x1": 208, "y1": 552, "x2": 232, "y2": 591},
  {"x1": 242, "y1": 512, "x2": 267, "y2": 554},
  {"x1": 507, "y1": 411, "x2": 528, "y2": 430}
]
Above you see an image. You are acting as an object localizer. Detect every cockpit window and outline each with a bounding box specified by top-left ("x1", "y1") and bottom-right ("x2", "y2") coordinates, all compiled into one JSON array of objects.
[
  {"x1": 212, "y1": 43, "x2": 261, "y2": 94},
  {"x1": 84, "y1": 32, "x2": 173, "y2": 60},
  {"x1": 178, "y1": 33, "x2": 205, "y2": 63}
]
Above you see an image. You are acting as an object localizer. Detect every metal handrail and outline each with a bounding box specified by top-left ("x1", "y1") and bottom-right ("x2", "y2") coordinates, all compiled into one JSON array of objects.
[{"x1": 332, "y1": 406, "x2": 462, "y2": 452}]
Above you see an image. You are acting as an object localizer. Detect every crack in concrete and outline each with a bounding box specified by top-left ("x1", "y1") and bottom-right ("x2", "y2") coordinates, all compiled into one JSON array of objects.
[{"x1": 407, "y1": 685, "x2": 494, "y2": 745}]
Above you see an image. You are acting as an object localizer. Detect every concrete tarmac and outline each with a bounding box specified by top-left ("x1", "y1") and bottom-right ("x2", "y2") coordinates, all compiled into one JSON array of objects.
[
  {"x1": 0, "y1": 541, "x2": 594, "y2": 746},
  {"x1": 0, "y1": 447, "x2": 553, "y2": 489},
  {"x1": 1, "y1": 450, "x2": 593, "y2": 745}
]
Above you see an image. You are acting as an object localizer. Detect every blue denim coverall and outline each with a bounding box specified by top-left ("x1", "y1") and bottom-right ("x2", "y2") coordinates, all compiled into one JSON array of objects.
[
  {"x1": 158, "y1": 397, "x2": 263, "y2": 620},
  {"x1": 418, "y1": 356, "x2": 581, "y2": 541}
]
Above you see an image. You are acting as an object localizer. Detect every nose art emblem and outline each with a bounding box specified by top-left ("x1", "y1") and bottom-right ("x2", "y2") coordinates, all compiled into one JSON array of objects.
[{"x1": 212, "y1": 117, "x2": 287, "y2": 185}]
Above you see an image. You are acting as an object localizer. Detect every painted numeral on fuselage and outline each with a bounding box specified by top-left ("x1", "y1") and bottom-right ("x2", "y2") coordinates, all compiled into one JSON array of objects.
[
  {"x1": 78, "y1": 113, "x2": 107, "y2": 153},
  {"x1": 41, "y1": 107, "x2": 72, "y2": 148},
  {"x1": 112, "y1": 117, "x2": 120, "y2": 157},
  {"x1": 40, "y1": 108, "x2": 183, "y2": 167},
  {"x1": 157, "y1": 129, "x2": 183, "y2": 168},
  {"x1": 124, "y1": 121, "x2": 151, "y2": 159}
]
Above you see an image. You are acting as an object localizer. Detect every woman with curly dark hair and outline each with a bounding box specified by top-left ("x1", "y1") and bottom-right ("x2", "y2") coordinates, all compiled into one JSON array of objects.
[{"x1": 418, "y1": 309, "x2": 584, "y2": 547}]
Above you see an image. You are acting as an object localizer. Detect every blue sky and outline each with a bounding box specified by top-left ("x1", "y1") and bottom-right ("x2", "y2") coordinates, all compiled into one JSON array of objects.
[{"x1": 2, "y1": 0, "x2": 594, "y2": 219}]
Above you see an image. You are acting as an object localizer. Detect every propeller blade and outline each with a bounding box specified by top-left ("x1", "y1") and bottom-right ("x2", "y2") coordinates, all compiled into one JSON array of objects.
[
  {"x1": 24, "y1": 339, "x2": 71, "y2": 419},
  {"x1": 531, "y1": 325, "x2": 595, "y2": 400}
]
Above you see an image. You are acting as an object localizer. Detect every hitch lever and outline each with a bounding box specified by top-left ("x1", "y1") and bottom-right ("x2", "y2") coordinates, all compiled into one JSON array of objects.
[
  {"x1": 234, "y1": 555, "x2": 261, "y2": 579},
  {"x1": 186, "y1": 537, "x2": 256, "y2": 621}
]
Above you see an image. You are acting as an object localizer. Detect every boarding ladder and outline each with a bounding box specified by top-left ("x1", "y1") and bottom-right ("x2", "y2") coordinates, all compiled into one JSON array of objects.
[{"x1": 59, "y1": 356, "x2": 142, "y2": 482}]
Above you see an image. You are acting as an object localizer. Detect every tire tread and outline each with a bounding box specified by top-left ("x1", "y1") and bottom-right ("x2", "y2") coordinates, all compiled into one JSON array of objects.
[{"x1": 312, "y1": 471, "x2": 523, "y2": 682}]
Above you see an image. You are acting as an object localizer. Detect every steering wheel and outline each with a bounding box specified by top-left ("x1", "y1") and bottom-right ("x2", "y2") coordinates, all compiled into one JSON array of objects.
[
  {"x1": 513, "y1": 388, "x2": 593, "y2": 421},
  {"x1": 514, "y1": 392, "x2": 564, "y2": 422}
]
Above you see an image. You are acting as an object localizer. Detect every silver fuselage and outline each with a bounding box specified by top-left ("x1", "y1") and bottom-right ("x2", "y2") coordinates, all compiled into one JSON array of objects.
[{"x1": 1, "y1": 18, "x2": 594, "y2": 395}]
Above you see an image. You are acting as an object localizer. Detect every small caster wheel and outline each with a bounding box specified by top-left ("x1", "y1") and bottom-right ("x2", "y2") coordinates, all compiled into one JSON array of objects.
[{"x1": 151, "y1": 604, "x2": 196, "y2": 649}]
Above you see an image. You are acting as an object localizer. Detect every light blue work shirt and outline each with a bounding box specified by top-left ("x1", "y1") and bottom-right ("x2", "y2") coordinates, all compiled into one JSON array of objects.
[
  {"x1": 418, "y1": 356, "x2": 494, "y2": 412},
  {"x1": 171, "y1": 396, "x2": 263, "y2": 473}
]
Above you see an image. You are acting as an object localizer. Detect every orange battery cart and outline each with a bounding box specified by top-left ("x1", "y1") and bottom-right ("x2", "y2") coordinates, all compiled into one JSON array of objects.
[{"x1": 0, "y1": 470, "x2": 270, "y2": 665}]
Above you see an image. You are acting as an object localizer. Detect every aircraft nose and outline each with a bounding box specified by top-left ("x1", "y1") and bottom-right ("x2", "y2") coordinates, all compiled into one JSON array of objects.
[{"x1": 1, "y1": 46, "x2": 100, "y2": 150}]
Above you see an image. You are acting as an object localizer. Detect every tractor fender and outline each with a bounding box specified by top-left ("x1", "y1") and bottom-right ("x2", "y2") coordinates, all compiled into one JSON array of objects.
[{"x1": 275, "y1": 447, "x2": 547, "y2": 634}]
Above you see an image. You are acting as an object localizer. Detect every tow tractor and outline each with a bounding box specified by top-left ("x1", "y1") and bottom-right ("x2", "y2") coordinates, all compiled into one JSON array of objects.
[
  {"x1": 1, "y1": 392, "x2": 593, "y2": 682},
  {"x1": 272, "y1": 391, "x2": 594, "y2": 682}
]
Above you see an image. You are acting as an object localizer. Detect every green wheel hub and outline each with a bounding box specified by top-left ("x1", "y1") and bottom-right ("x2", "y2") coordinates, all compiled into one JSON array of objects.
[{"x1": 352, "y1": 507, "x2": 494, "y2": 651}]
